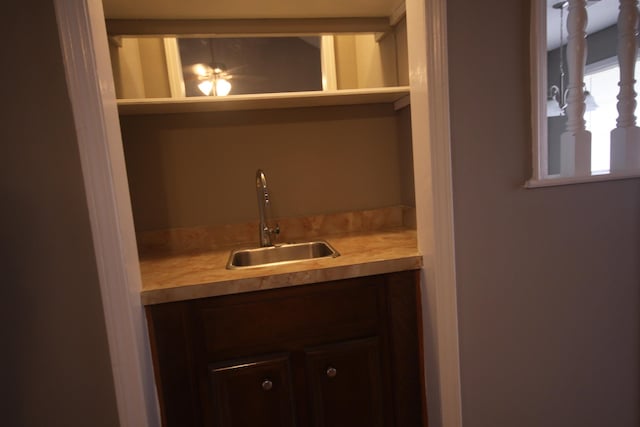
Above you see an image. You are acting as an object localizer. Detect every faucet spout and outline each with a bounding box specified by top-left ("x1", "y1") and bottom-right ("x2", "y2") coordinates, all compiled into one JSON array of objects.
[{"x1": 256, "y1": 169, "x2": 279, "y2": 247}]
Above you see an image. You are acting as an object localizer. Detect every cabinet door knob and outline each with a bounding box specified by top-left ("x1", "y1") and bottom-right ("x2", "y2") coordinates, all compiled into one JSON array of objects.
[
  {"x1": 261, "y1": 379, "x2": 273, "y2": 391},
  {"x1": 326, "y1": 366, "x2": 337, "y2": 378}
]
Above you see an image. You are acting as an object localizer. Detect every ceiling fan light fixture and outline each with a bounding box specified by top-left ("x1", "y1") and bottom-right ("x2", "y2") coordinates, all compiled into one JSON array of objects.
[
  {"x1": 197, "y1": 79, "x2": 214, "y2": 96},
  {"x1": 215, "y1": 78, "x2": 232, "y2": 97},
  {"x1": 585, "y1": 90, "x2": 599, "y2": 111}
]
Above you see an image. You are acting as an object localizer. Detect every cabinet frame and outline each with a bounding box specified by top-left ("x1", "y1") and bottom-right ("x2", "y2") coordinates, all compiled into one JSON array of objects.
[{"x1": 145, "y1": 270, "x2": 425, "y2": 427}]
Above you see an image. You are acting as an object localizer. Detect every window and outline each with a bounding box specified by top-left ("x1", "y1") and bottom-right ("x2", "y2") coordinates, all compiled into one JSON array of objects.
[
  {"x1": 585, "y1": 58, "x2": 640, "y2": 173},
  {"x1": 528, "y1": 0, "x2": 640, "y2": 187}
]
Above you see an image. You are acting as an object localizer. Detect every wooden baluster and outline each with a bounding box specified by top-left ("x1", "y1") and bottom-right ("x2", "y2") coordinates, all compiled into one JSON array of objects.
[
  {"x1": 610, "y1": 0, "x2": 640, "y2": 172},
  {"x1": 560, "y1": 0, "x2": 592, "y2": 176}
]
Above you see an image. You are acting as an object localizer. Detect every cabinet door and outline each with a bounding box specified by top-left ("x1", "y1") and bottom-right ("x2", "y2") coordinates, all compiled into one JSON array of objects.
[
  {"x1": 209, "y1": 353, "x2": 296, "y2": 427},
  {"x1": 305, "y1": 337, "x2": 386, "y2": 427}
]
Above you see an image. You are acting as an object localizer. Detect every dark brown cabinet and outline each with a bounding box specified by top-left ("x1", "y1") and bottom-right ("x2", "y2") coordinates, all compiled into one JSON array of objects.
[
  {"x1": 209, "y1": 354, "x2": 296, "y2": 427},
  {"x1": 305, "y1": 337, "x2": 386, "y2": 427},
  {"x1": 145, "y1": 270, "x2": 425, "y2": 427}
]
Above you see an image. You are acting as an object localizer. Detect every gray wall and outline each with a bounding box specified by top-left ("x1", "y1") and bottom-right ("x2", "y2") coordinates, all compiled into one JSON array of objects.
[
  {"x1": 1, "y1": 2, "x2": 120, "y2": 426},
  {"x1": 447, "y1": 1, "x2": 639, "y2": 426}
]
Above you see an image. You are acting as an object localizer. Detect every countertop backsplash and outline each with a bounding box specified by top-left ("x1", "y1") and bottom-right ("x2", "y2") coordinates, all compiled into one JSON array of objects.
[{"x1": 136, "y1": 205, "x2": 416, "y2": 256}]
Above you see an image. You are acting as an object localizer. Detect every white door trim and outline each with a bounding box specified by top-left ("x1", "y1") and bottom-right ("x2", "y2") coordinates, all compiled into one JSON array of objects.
[
  {"x1": 52, "y1": 0, "x2": 160, "y2": 425},
  {"x1": 407, "y1": 0, "x2": 463, "y2": 426}
]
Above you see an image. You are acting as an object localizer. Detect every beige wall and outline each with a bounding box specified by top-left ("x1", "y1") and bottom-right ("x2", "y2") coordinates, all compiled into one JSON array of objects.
[
  {"x1": 110, "y1": 36, "x2": 171, "y2": 99},
  {"x1": 334, "y1": 35, "x2": 359, "y2": 89},
  {"x1": 121, "y1": 104, "x2": 414, "y2": 231},
  {"x1": 354, "y1": 33, "x2": 392, "y2": 88},
  {"x1": 111, "y1": 37, "x2": 146, "y2": 98},
  {"x1": 1, "y1": 3, "x2": 120, "y2": 426},
  {"x1": 447, "y1": 1, "x2": 639, "y2": 426},
  {"x1": 332, "y1": 21, "x2": 408, "y2": 90},
  {"x1": 137, "y1": 38, "x2": 172, "y2": 97}
]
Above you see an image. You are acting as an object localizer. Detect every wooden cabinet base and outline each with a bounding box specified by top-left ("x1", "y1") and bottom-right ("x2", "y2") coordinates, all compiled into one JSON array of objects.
[{"x1": 145, "y1": 270, "x2": 426, "y2": 427}]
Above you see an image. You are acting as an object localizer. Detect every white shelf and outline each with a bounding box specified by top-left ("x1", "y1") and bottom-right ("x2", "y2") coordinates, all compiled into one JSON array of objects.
[{"x1": 117, "y1": 86, "x2": 410, "y2": 115}]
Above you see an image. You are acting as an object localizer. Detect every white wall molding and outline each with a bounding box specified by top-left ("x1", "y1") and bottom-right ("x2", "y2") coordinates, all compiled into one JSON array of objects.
[
  {"x1": 53, "y1": 0, "x2": 160, "y2": 425},
  {"x1": 406, "y1": 0, "x2": 463, "y2": 426}
]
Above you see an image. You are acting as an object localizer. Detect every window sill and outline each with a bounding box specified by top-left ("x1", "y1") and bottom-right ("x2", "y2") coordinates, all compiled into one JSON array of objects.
[{"x1": 525, "y1": 171, "x2": 640, "y2": 188}]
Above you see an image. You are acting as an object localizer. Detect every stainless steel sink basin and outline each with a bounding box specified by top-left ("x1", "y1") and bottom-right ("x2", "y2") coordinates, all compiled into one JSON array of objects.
[{"x1": 227, "y1": 240, "x2": 340, "y2": 269}]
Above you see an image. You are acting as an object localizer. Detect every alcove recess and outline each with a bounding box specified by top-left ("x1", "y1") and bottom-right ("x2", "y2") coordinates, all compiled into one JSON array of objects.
[{"x1": 105, "y1": 9, "x2": 416, "y2": 250}]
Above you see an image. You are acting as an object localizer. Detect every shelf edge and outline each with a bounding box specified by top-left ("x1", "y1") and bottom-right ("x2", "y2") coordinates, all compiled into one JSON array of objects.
[{"x1": 118, "y1": 87, "x2": 411, "y2": 115}]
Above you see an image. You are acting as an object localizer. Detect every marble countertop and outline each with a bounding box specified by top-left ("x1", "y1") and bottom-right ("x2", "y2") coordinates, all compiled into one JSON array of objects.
[{"x1": 139, "y1": 227, "x2": 422, "y2": 305}]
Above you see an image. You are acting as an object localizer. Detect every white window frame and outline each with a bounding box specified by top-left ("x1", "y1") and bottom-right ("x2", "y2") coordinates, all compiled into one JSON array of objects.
[
  {"x1": 526, "y1": 0, "x2": 640, "y2": 188},
  {"x1": 162, "y1": 35, "x2": 338, "y2": 98}
]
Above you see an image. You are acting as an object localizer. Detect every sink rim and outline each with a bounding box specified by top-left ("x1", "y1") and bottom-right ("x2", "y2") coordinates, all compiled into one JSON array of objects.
[{"x1": 226, "y1": 240, "x2": 340, "y2": 270}]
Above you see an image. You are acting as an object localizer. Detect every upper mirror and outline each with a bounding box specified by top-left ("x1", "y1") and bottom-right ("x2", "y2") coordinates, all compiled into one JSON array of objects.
[
  {"x1": 178, "y1": 36, "x2": 323, "y2": 97},
  {"x1": 109, "y1": 31, "x2": 408, "y2": 100}
]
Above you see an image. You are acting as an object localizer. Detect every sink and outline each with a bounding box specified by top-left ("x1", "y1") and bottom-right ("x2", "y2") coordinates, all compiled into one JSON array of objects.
[{"x1": 227, "y1": 240, "x2": 340, "y2": 269}]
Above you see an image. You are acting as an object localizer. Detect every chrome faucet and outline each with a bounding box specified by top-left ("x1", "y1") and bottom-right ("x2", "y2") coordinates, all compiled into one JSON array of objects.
[{"x1": 256, "y1": 169, "x2": 280, "y2": 247}]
